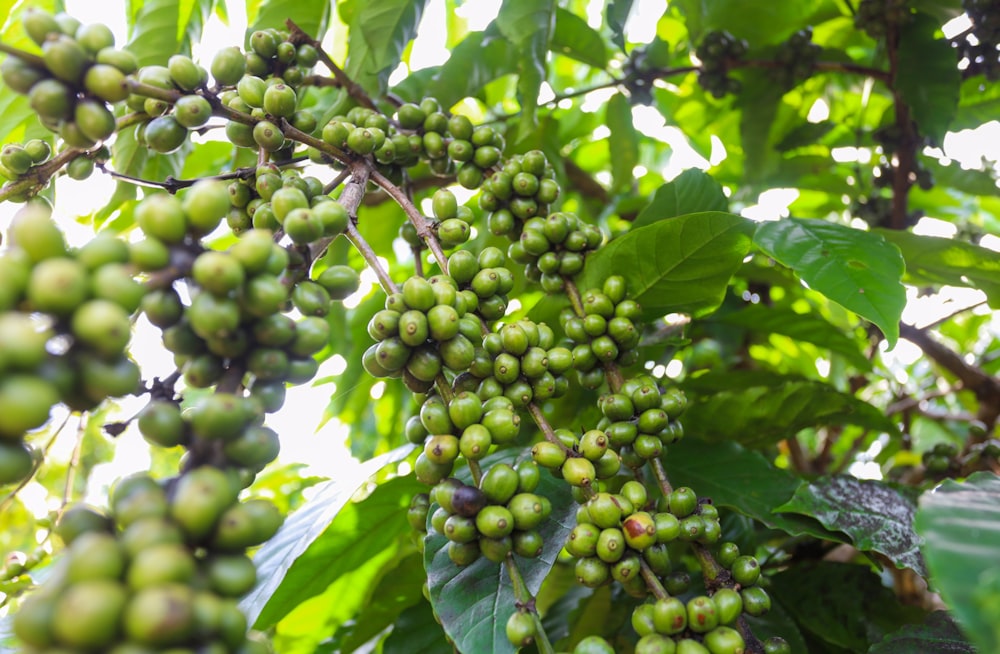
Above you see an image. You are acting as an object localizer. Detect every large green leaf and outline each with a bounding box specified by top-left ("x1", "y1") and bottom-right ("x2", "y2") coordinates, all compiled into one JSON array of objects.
[
  {"x1": 776, "y1": 476, "x2": 925, "y2": 576},
  {"x1": 382, "y1": 600, "x2": 452, "y2": 654},
  {"x1": 320, "y1": 552, "x2": 427, "y2": 653},
  {"x1": 241, "y1": 445, "x2": 416, "y2": 629},
  {"x1": 953, "y1": 78, "x2": 1000, "y2": 131},
  {"x1": 606, "y1": 92, "x2": 638, "y2": 194},
  {"x1": 661, "y1": 438, "x2": 843, "y2": 541},
  {"x1": 551, "y1": 7, "x2": 608, "y2": 69},
  {"x1": 868, "y1": 611, "x2": 974, "y2": 654},
  {"x1": 754, "y1": 218, "x2": 906, "y2": 347},
  {"x1": 693, "y1": 0, "x2": 827, "y2": 44},
  {"x1": 606, "y1": 0, "x2": 634, "y2": 50},
  {"x1": 496, "y1": 0, "x2": 555, "y2": 143},
  {"x1": 896, "y1": 13, "x2": 961, "y2": 143},
  {"x1": 680, "y1": 372, "x2": 898, "y2": 446},
  {"x1": 247, "y1": 0, "x2": 329, "y2": 40},
  {"x1": 581, "y1": 212, "x2": 755, "y2": 319},
  {"x1": 769, "y1": 562, "x2": 925, "y2": 652},
  {"x1": 427, "y1": 30, "x2": 516, "y2": 109},
  {"x1": 915, "y1": 472, "x2": 1000, "y2": 653},
  {"x1": 125, "y1": 0, "x2": 213, "y2": 67},
  {"x1": 633, "y1": 169, "x2": 728, "y2": 229},
  {"x1": 345, "y1": 0, "x2": 428, "y2": 96},
  {"x1": 710, "y1": 304, "x2": 871, "y2": 370},
  {"x1": 874, "y1": 229, "x2": 1000, "y2": 309},
  {"x1": 736, "y1": 68, "x2": 785, "y2": 181},
  {"x1": 425, "y1": 450, "x2": 576, "y2": 654}
]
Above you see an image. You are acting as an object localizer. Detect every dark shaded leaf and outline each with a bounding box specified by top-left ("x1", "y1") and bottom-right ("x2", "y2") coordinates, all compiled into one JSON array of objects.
[
  {"x1": 896, "y1": 13, "x2": 961, "y2": 143},
  {"x1": 770, "y1": 562, "x2": 926, "y2": 652},
  {"x1": 915, "y1": 472, "x2": 1000, "y2": 654},
  {"x1": 662, "y1": 438, "x2": 843, "y2": 540},
  {"x1": 737, "y1": 68, "x2": 784, "y2": 181},
  {"x1": 425, "y1": 450, "x2": 576, "y2": 654},
  {"x1": 868, "y1": 611, "x2": 975, "y2": 654},
  {"x1": 754, "y1": 218, "x2": 906, "y2": 347},
  {"x1": 680, "y1": 373, "x2": 898, "y2": 446},
  {"x1": 776, "y1": 476, "x2": 926, "y2": 576},
  {"x1": 581, "y1": 211, "x2": 756, "y2": 319},
  {"x1": 875, "y1": 229, "x2": 1000, "y2": 309},
  {"x1": 382, "y1": 600, "x2": 452, "y2": 654},
  {"x1": 242, "y1": 446, "x2": 416, "y2": 628}
]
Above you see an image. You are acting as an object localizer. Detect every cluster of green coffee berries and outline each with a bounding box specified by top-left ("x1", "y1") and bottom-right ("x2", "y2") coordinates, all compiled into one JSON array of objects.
[
  {"x1": 961, "y1": 0, "x2": 1000, "y2": 79},
  {"x1": 853, "y1": 0, "x2": 912, "y2": 38},
  {"x1": 13, "y1": 469, "x2": 281, "y2": 652},
  {"x1": 363, "y1": 273, "x2": 482, "y2": 392},
  {"x1": 479, "y1": 150, "x2": 560, "y2": 236},
  {"x1": 694, "y1": 31, "x2": 748, "y2": 98},
  {"x1": 769, "y1": 28, "x2": 821, "y2": 89},
  {"x1": 559, "y1": 275, "x2": 644, "y2": 389},
  {"x1": 0, "y1": 139, "x2": 55, "y2": 182},
  {"x1": 0, "y1": 200, "x2": 145, "y2": 485},
  {"x1": 410, "y1": 390, "x2": 525, "y2": 483},
  {"x1": 0, "y1": 8, "x2": 132, "y2": 152},
  {"x1": 412, "y1": 460, "x2": 553, "y2": 568}
]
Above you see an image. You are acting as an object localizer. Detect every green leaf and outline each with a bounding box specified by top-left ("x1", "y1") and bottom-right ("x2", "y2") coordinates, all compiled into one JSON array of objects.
[
  {"x1": 954, "y1": 78, "x2": 1000, "y2": 131},
  {"x1": 874, "y1": 229, "x2": 1000, "y2": 309},
  {"x1": 915, "y1": 472, "x2": 1000, "y2": 653},
  {"x1": 868, "y1": 611, "x2": 975, "y2": 654},
  {"x1": 247, "y1": 0, "x2": 329, "y2": 39},
  {"x1": 633, "y1": 169, "x2": 729, "y2": 229},
  {"x1": 425, "y1": 450, "x2": 576, "y2": 654},
  {"x1": 896, "y1": 13, "x2": 961, "y2": 143},
  {"x1": 606, "y1": 0, "x2": 634, "y2": 50},
  {"x1": 551, "y1": 8, "x2": 608, "y2": 69},
  {"x1": 769, "y1": 562, "x2": 925, "y2": 652},
  {"x1": 496, "y1": 0, "x2": 555, "y2": 143},
  {"x1": 775, "y1": 476, "x2": 925, "y2": 576},
  {"x1": 737, "y1": 69, "x2": 785, "y2": 181},
  {"x1": 241, "y1": 445, "x2": 416, "y2": 629},
  {"x1": 382, "y1": 600, "x2": 452, "y2": 654},
  {"x1": 324, "y1": 552, "x2": 427, "y2": 653},
  {"x1": 710, "y1": 305, "x2": 871, "y2": 370},
  {"x1": 606, "y1": 92, "x2": 638, "y2": 194},
  {"x1": 345, "y1": 0, "x2": 428, "y2": 96},
  {"x1": 428, "y1": 30, "x2": 516, "y2": 109},
  {"x1": 581, "y1": 212, "x2": 756, "y2": 319},
  {"x1": 662, "y1": 438, "x2": 844, "y2": 540},
  {"x1": 680, "y1": 372, "x2": 898, "y2": 447},
  {"x1": 754, "y1": 218, "x2": 906, "y2": 347},
  {"x1": 697, "y1": 0, "x2": 827, "y2": 44},
  {"x1": 125, "y1": 0, "x2": 213, "y2": 67}
]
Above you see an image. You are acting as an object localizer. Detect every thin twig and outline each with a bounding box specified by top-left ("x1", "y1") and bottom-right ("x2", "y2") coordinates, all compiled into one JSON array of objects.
[{"x1": 286, "y1": 19, "x2": 381, "y2": 111}]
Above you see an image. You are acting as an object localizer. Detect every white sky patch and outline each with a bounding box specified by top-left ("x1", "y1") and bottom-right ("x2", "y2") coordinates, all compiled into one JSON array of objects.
[
  {"x1": 741, "y1": 188, "x2": 800, "y2": 222},
  {"x1": 807, "y1": 98, "x2": 830, "y2": 123},
  {"x1": 456, "y1": 0, "x2": 502, "y2": 30},
  {"x1": 623, "y1": 0, "x2": 663, "y2": 44},
  {"x1": 410, "y1": 0, "x2": 450, "y2": 71}
]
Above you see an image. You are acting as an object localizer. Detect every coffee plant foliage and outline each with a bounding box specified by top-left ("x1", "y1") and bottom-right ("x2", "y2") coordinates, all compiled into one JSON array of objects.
[{"x1": 0, "y1": 0, "x2": 999, "y2": 653}]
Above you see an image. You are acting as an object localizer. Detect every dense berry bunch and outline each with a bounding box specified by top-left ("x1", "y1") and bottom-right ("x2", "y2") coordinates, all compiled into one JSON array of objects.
[
  {"x1": 695, "y1": 31, "x2": 748, "y2": 98},
  {"x1": 854, "y1": 0, "x2": 911, "y2": 38},
  {"x1": 770, "y1": 28, "x2": 822, "y2": 89},
  {"x1": 0, "y1": 201, "x2": 142, "y2": 485},
  {"x1": 13, "y1": 471, "x2": 281, "y2": 652}
]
